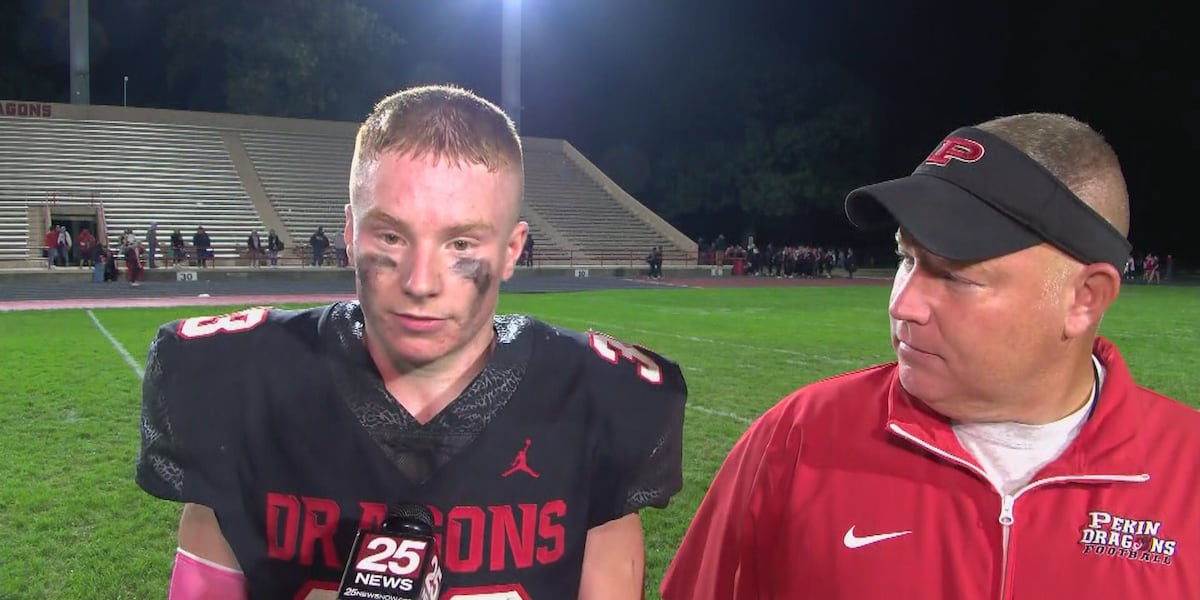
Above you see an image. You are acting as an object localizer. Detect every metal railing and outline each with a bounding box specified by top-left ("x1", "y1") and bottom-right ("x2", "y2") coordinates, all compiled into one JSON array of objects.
[{"x1": 0, "y1": 245, "x2": 707, "y2": 269}]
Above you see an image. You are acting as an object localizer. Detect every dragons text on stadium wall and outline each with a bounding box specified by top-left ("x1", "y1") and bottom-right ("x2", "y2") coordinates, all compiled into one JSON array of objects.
[{"x1": 1, "y1": 101, "x2": 54, "y2": 117}]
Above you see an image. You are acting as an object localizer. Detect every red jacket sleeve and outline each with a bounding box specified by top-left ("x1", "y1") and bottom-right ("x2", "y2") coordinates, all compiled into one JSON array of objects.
[{"x1": 661, "y1": 401, "x2": 803, "y2": 600}]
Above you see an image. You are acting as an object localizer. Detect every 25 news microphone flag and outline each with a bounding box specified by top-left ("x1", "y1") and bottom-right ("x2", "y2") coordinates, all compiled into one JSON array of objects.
[{"x1": 337, "y1": 502, "x2": 443, "y2": 600}]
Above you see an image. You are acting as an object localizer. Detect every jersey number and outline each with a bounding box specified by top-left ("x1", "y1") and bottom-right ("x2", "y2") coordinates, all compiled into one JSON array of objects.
[
  {"x1": 588, "y1": 331, "x2": 663, "y2": 384},
  {"x1": 177, "y1": 307, "x2": 269, "y2": 339}
]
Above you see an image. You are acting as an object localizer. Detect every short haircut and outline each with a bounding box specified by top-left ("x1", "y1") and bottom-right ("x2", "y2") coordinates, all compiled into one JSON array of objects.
[
  {"x1": 349, "y1": 84, "x2": 523, "y2": 207},
  {"x1": 976, "y1": 113, "x2": 1129, "y2": 236}
]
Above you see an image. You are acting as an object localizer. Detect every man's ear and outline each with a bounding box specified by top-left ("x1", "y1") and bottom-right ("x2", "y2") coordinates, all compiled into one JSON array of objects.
[{"x1": 1064, "y1": 262, "x2": 1121, "y2": 338}]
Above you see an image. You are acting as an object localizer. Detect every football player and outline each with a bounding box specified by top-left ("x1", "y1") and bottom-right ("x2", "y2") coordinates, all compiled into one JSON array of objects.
[{"x1": 136, "y1": 84, "x2": 688, "y2": 599}]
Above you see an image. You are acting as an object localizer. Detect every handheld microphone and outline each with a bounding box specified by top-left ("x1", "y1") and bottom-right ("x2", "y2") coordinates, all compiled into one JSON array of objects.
[{"x1": 337, "y1": 502, "x2": 443, "y2": 600}]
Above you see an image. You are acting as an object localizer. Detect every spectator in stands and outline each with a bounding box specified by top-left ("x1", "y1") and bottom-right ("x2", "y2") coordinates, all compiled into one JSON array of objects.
[
  {"x1": 43, "y1": 226, "x2": 56, "y2": 268},
  {"x1": 101, "y1": 245, "x2": 119, "y2": 282},
  {"x1": 1123, "y1": 254, "x2": 1136, "y2": 281},
  {"x1": 120, "y1": 228, "x2": 138, "y2": 255},
  {"x1": 92, "y1": 243, "x2": 106, "y2": 283},
  {"x1": 267, "y1": 229, "x2": 283, "y2": 266},
  {"x1": 170, "y1": 229, "x2": 186, "y2": 267},
  {"x1": 193, "y1": 226, "x2": 212, "y2": 268},
  {"x1": 522, "y1": 234, "x2": 535, "y2": 267},
  {"x1": 646, "y1": 246, "x2": 663, "y2": 279},
  {"x1": 713, "y1": 234, "x2": 727, "y2": 267},
  {"x1": 126, "y1": 242, "x2": 145, "y2": 286},
  {"x1": 1144, "y1": 253, "x2": 1160, "y2": 284},
  {"x1": 309, "y1": 226, "x2": 330, "y2": 267},
  {"x1": 146, "y1": 222, "x2": 159, "y2": 269},
  {"x1": 77, "y1": 227, "x2": 96, "y2": 268},
  {"x1": 247, "y1": 230, "x2": 262, "y2": 268},
  {"x1": 56, "y1": 225, "x2": 73, "y2": 267},
  {"x1": 333, "y1": 230, "x2": 348, "y2": 268}
]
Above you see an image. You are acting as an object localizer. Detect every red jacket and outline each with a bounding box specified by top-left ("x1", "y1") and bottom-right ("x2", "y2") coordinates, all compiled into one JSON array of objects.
[{"x1": 662, "y1": 338, "x2": 1200, "y2": 599}]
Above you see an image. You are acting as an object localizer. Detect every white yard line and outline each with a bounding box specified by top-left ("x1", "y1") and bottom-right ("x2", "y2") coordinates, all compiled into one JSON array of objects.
[
  {"x1": 86, "y1": 309, "x2": 144, "y2": 379},
  {"x1": 687, "y1": 404, "x2": 754, "y2": 425}
]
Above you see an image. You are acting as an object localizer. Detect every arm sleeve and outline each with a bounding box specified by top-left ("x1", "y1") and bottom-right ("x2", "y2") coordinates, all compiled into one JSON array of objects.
[
  {"x1": 135, "y1": 323, "x2": 241, "y2": 507},
  {"x1": 169, "y1": 548, "x2": 248, "y2": 600},
  {"x1": 660, "y1": 406, "x2": 803, "y2": 600},
  {"x1": 586, "y1": 337, "x2": 688, "y2": 528}
]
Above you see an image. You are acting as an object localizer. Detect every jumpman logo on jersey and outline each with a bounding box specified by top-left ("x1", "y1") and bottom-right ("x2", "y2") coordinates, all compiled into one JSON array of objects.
[{"x1": 501, "y1": 438, "x2": 540, "y2": 478}]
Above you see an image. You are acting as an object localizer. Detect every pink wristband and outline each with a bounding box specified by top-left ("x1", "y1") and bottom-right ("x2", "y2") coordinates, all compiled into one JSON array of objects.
[{"x1": 169, "y1": 547, "x2": 248, "y2": 600}]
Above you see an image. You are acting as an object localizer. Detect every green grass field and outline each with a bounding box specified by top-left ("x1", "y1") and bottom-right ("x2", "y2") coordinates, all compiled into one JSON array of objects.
[{"x1": 2, "y1": 284, "x2": 1197, "y2": 598}]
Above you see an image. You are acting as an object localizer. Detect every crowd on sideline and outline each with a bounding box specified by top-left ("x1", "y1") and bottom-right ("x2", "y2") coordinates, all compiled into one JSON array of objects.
[
  {"x1": 38, "y1": 222, "x2": 1176, "y2": 286},
  {"x1": 694, "y1": 234, "x2": 860, "y2": 278},
  {"x1": 685, "y1": 234, "x2": 1178, "y2": 284},
  {"x1": 1123, "y1": 251, "x2": 1173, "y2": 284},
  {"x1": 43, "y1": 223, "x2": 292, "y2": 286},
  {"x1": 40, "y1": 223, "x2": 541, "y2": 285}
]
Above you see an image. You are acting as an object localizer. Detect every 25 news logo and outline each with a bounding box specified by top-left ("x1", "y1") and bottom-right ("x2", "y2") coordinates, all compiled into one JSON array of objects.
[{"x1": 340, "y1": 532, "x2": 441, "y2": 599}]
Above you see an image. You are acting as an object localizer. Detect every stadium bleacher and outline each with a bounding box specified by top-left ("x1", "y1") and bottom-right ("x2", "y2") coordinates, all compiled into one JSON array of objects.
[
  {"x1": 238, "y1": 130, "x2": 566, "y2": 259},
  {"x1": 523, "y1": 140, "x2": 692, "y2": 265},
  {"x1": 239, "y1": 130, "x2": 354, "y2": 244},
  {"x1": 0, "y1": 114, "x2": 265, "y2": 264},
  {"x1": 0, "y1": 102, "x2": 695, "y2": 268}
]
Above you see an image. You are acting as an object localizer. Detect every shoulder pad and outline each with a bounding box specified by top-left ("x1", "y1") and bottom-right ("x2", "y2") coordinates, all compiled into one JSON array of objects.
[
  {"x1": 579, "y1": 328, "x2": 687, "y2": 394},
  {"x1": 160, "y1": 306, "x2": 275, "y2": 343},
  {"x1": 562, "y1": 327, "x2": 688, "y2": 523},
  {"x1": 137, "y1": 305, "x2": 323, "y2": 504}
]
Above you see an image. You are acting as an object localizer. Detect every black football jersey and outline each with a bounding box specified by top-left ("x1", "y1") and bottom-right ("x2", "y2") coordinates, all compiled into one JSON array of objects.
[{"x1": 135, "y1": 302, "x2": 687, "y2": 599}]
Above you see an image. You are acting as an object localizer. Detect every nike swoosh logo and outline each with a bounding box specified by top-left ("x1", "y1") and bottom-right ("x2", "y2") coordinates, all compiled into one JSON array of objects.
[{"x1": 843, "y1": 526, "x2": 912, "y2": 549}]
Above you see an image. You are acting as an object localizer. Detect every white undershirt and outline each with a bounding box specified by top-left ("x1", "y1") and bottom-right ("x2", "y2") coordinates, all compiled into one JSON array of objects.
[{"x1": 953, "y1": 356, "x2": 1106, "y2": 495}]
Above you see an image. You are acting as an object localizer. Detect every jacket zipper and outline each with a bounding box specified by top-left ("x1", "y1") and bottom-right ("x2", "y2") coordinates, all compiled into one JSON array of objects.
[
  {"x1": 887, "y1": 423, "x2": 1150, "y2": 600},
  {"x1": 998, "y1": 495, "x2": 1014, "y2": 599}
]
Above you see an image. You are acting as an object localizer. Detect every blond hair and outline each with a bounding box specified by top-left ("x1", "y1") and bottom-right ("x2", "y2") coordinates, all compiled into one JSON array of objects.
[{"x1": 349, "y1": 84, "x2": 523, "y2": 206}]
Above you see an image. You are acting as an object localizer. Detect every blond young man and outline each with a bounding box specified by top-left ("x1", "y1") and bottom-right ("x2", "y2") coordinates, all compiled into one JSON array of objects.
[{"x1": 138, "y1": 85, "x2": 687, "y2": 599}]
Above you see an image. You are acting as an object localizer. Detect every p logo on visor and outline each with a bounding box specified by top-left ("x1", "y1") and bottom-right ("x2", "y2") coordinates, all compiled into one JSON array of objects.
[{"x1": 925, "y1": 136, "x2": 985, "y2": 166}]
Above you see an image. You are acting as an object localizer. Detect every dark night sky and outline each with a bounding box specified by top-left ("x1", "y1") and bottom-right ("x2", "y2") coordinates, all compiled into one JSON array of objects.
[{"x1": 8, "y1": 0, "x2": 1198, "y2": 261}]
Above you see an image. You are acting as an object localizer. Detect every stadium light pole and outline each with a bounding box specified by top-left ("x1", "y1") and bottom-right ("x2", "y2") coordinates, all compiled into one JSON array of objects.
[
  {"x1": 123, "y1": 75, "x2": 128, "y2": 107},
  {"x1": 69, "y1": 0, "x2": 90, "y2": 104},
  {"x1": 501, "y1": 0, "x2": 521, "y2": 132}
]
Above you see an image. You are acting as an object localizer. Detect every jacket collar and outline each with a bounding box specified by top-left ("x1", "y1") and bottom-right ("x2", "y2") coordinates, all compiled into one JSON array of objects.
[{"x1": 885, "y1": 337, "x2": 1146, "y2": 477}]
